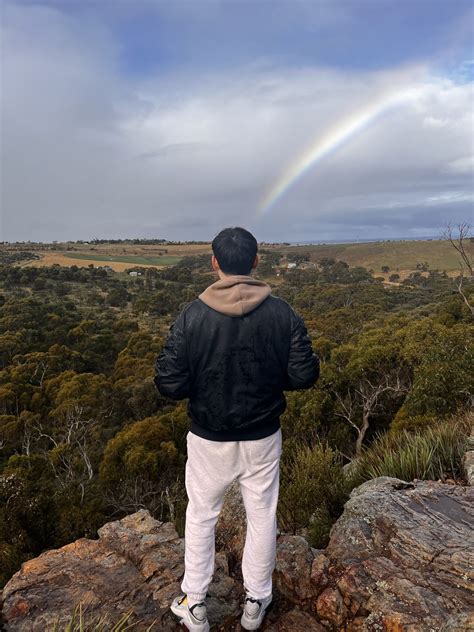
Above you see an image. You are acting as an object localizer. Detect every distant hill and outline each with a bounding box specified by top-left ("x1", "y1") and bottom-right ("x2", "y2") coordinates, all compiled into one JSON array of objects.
[
  {"x1": 276, "y1": 239, "x2": 472, "y2": 277},
  {"x1": 3, "y1": 238, "x2": 471, "y2": 276}
]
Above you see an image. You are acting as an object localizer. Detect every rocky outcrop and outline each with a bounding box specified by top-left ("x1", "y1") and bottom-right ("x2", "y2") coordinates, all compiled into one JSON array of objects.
[
  {"x1": 265, "y1": 608, "x2": 325, "y2": 631},
  {"x1": 274, "y1": 477, "x2": 474, "y2": 631},
  {"x1": 1, "y1": 510, "x2": 242, "y2": 631},
  {"x1": 326, "y1": 478, "x2": 473, "y2": 625},
  {"x1": 2, "y1": 477, "x2": 473, "y2": 631}
]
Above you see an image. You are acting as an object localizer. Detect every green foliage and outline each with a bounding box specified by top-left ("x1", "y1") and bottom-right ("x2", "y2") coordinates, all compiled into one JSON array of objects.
[
  {"x1": 396, "y1": 319, "x2": 474, "y2": 418},
  {"x1": 281, "y1": 387, "x2": 331, "y2": 450},
  {"x1": 278, "y1": 441, "x2": 349, "y2": 548},
  {"x1": 329, "y1": 324, "x2": 411, "y2": 454},
  {"x1": 99, "y1": 415, "x2": 181, "y2": 484},
  {"x1": 107, "y1": 286, "x2": 130, "y2": 307},
  {"x1": 254, "y1": 249, "x2": 282, "y2": 276},
  {"x1": 354, "y1": 415, "x2": 471, "y2": 484},
  {"x1": 98, "y1": 409, "x2": 188, "y2": 524},
  {"x1": 307, "y1": 506, "x2": 335, "y2": 549},
  {"x1": 389, "y1": 409, "x2": 437, "y2": 433},
  {"x1": 436, "y1": 295, "x2": 472, "y2": 326},
  {"x1": 0, "y1": 455, "x2": 59, "y2": 586},
  {"x1": 0, "y1": 248, "x2": 472, "y2": 589},
  {"x1": 111, "y1": 331, "x2": 163, "y2": 422}
]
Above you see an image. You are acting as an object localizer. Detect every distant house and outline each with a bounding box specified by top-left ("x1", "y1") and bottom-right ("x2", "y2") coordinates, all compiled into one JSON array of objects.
[
  {"x1": 287, "y1": 262, "x2": 297, "y2": 269},
  {"x1": 128, "y1": 271, "x2": 142, "y2": 277}
]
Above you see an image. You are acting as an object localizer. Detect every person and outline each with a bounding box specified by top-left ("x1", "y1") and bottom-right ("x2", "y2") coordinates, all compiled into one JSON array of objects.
[{"x1": 154, "y1": 227, "x2": 319, "y2": 631}]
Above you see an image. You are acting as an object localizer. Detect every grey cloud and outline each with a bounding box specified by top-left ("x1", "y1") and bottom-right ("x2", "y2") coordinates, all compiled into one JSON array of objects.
[
  {"x1": 137, "y1": 142, "x2": 212, "y2": 160},
  {"x1": 1, "y1": 2, "x2": 473, "y2": 243}
]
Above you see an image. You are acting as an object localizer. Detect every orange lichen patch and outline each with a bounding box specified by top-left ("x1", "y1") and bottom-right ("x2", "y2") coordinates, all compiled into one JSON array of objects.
[
  {"x1": 382, "y1": 613, "x2": 413, "y2": 632},
  {"x1": 20, "y1": 557, "x2": 50, "y2": 575},
  {"x1": 4, "y1": 597, "x2": 30, "y2": 618}
]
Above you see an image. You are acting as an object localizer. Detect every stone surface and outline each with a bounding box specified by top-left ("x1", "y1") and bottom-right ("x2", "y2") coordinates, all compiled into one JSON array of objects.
[
  {"x1": 265, "y1": 607, "x2": 325, "y2": 631},
  {"x1": 325, "y1": 477, "x2": 474, "y2": 631},
  {"x1": 274, "y1": 535, "x2": 315, "y2": 605},
  {"x1": 1, "y1": 509, "x2": 241, "y2": 631},
  {"x1": 310, "y1": 552, "x2": 330, "y2": 593},
  {"x1": 2, "y1": 476, "x2": 473, "y2": 631},
  {"x1": 316, "y1": 587, "x2": 349, "y2": 627}
]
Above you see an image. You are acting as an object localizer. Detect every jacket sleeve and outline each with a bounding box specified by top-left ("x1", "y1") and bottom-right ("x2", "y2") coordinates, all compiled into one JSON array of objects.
[
  {"x1": 154, "y1": 309, "x2": 191, "y2": 400},
  {"x1": 284, "y1": 307, "x2": 320, "y2": 390}
]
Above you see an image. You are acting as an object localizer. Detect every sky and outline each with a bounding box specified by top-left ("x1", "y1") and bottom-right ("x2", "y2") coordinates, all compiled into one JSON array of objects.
[{"x1": 1, "y1": 0, "x2": 473, "y2": 243}]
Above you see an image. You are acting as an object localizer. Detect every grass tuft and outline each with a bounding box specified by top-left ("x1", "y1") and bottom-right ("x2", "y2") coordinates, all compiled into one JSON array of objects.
[
  {"x1": 354, "y1": 414, "x2": 471, "y2": 484},
  {"x1": 50, "y1": 603, "x2": 158, "y2": 632}
]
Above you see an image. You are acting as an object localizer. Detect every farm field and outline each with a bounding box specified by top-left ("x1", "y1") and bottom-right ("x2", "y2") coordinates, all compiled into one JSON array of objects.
[
  {"x1": 61, "y1": 253, "x2": 182, "y2": 266},
  {"x1": 7, "y1": 238, "x2": 471, "y2": 275},
  {"x1": 15, "y1": 243, "x2": 212, "y2": 272}
]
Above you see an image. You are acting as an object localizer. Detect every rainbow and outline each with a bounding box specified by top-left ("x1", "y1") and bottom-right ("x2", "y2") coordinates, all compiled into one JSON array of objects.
[{"x1": 258, "y1": 87, "x2": 419, "y2": 215}]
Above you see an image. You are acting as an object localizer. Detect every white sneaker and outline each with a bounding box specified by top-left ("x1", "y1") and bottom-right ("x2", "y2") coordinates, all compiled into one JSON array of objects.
[
  {"x1": 240, "y1": 593, "x2": 273, "y2": 630},
  {"x1": 170, "y1": 594, "x2": 210, "y2": 632}
]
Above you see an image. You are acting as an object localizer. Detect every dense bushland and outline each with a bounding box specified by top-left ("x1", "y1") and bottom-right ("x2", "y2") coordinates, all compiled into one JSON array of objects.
[{"x1": 0, "y1": 252, "x2": 472, "y2": 586}]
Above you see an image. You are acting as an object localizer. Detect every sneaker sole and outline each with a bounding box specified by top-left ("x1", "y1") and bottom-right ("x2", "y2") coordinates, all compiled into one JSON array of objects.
[
  {"x1": 170, "y1": 606, "x2": 210, "y2": 632},
  {"x1": 240, "y1": 599, "x2": 273, "y2": 630}
]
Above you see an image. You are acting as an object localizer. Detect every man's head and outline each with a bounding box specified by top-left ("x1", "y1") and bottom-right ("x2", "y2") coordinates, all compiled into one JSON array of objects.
[{"x1": 211, "y1": 227, "x2": 258, "y2": 276}]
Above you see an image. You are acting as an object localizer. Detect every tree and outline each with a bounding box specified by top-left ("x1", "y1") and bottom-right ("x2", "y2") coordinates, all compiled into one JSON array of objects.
[
  {"x1": 415, "y1": 262, "x2": 429, "y2": 272},
  {"x1": 107, "y1": 286, "x2": 130, "y2": 307},
  {"x1": 394, "y1": 318, "x2": 474, "y2": 422},
  {"x1": 34, "y1": 372, "x2": 113, "y2": 500},
  {"x1": 112, "y1": 331, "x2": 163, "y2": 421},
  {"x1": 443, "y1": 222, "x2": 473, "y2": 316},
  {"x1": 331, "y1": 328, "x2": 411, "y2": 456},
  {"x1": 99, "y1": 408, "x2": 187, "y2": 517}
]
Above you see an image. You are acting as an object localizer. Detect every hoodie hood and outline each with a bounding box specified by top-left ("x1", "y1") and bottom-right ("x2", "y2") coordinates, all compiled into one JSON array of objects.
[{"x1": 198, "y1": 275, "x2": 271, "y2": 317}]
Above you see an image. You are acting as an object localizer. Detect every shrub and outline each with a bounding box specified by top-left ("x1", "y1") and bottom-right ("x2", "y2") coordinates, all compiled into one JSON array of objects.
[
  {"x1": 307, "y1": 506, "x2": 335, "y2": 549},
  {"x1": 353, "y1": 414, "x2": 471, "y2": 484},
  {"x1": 98, "y1": 412, "x2": 187, "y2": 527},
  {"x1": 277, "y1": 441, "x2": 349, "y2": 548},
  {"x1": 390, "y1": 409, "x2": 438, "y2": 433}
]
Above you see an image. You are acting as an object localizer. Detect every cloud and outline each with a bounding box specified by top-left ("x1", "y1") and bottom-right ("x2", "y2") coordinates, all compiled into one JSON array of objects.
[
  {"x1": 446, "y1": 156, "x2": 474, "y2": 174},
  {"x1": 137, "y1": 143, "x2": 212, "y2": 160},
  {"x1": 1, "y1": 1, "x2": 473, "y2": 242}
]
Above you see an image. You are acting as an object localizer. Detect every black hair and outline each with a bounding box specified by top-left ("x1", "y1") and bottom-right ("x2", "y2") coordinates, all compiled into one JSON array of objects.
[{"x1": 211, "y1": 227, "x2": 258, "y2": 275}]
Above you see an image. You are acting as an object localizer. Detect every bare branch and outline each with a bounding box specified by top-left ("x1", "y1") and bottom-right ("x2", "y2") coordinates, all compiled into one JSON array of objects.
[
  {"x1": 443, "y1": 222, "x2": 473, "y2": 277},
  {"x1": 457, "y1": 271, "x2": 474, "y2": 316}
]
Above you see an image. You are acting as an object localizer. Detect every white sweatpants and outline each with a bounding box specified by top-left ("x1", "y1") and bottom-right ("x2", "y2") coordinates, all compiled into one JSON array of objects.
[{"x1": 181, "y1": 427, "x2": 282, "y2": 603}]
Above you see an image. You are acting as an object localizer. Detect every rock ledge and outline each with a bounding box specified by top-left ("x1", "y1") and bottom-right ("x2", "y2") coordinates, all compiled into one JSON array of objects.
[{"x1": 1, "y1": 477, "x2": 473, "y2": 631}]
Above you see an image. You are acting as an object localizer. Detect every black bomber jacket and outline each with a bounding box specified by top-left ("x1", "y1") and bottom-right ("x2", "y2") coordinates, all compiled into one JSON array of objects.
[{"x1": 154, "y1": 275, "x2": 320, "y2": 441}]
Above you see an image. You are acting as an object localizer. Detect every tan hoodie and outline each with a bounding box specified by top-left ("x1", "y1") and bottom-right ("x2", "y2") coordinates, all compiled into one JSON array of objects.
[{"x1": 198, "y1": 274, "x2": 272, "y2": 317}]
